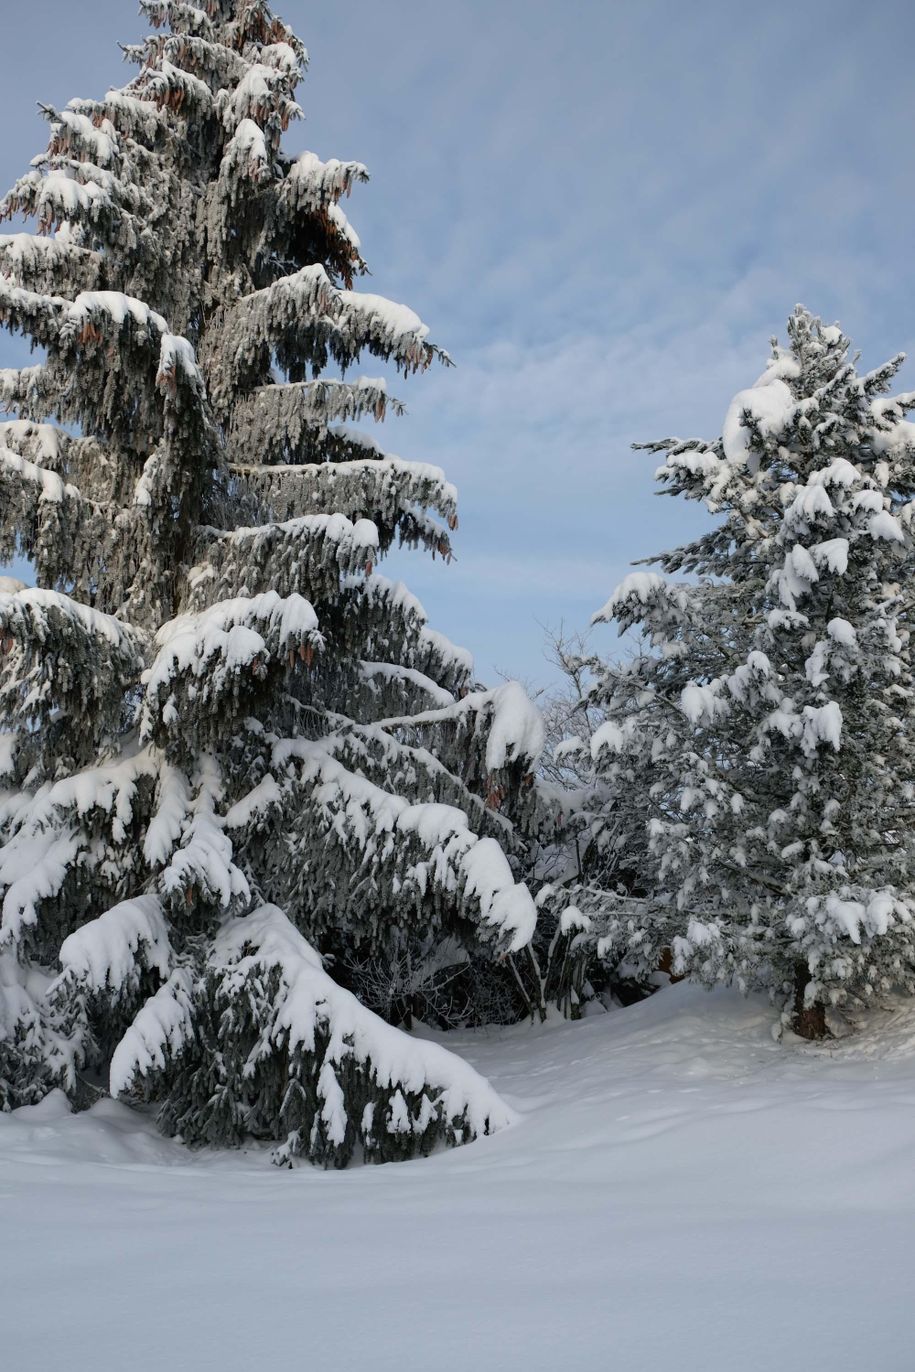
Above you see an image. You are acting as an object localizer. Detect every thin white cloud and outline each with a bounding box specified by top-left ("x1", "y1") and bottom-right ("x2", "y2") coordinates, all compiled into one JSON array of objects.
[{"x1": 1, "y1": 0, "x2": 913, "y2": 685}]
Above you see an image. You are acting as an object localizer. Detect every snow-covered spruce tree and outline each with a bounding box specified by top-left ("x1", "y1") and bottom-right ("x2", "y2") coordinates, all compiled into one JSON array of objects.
[
  {"x1": 0, "y1": 1, "x2": 543, "y2": 1160},
  {"x1": 561, "y1": 307, "x2": 915, "y2": 1037}
]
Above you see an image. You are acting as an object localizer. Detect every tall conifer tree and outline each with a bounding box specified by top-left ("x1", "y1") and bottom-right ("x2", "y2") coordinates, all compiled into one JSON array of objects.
[
  {"x1": 562, "y1": 309, "x2": 915, "y2": 1036},
  {"x1": 0, "y1": 0, "x2": 542, "y2": 1162}
]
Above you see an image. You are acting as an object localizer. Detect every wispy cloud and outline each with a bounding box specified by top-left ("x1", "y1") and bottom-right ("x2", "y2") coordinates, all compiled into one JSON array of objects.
[{"x1": 1, "y1": 0, "x2": 914, "y2": 685}]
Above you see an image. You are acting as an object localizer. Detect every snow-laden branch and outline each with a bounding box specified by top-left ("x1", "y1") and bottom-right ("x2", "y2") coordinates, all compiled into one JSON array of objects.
[
  {"x1": 139, "y1": 2, "x2": 215, "y2": 38},
  {"x1": 111, "y1": 904, "x2": 515, "y2": 1166},
  {"x1": 229, "y1": 454, "x2": 458, "y2": 552},
  {"x1": 232, "y1": 265, "x2": 448, "y2": 380},
  {"x1": 0, "y1": 746, "x2": 161, "y2": 945},
  {"x1": 0, "y1": 278, "x2": 205, "y2": 402},
  {"x1": 339, "y1": 574, "x2": 474, "y2": 694},
  {"x1": 56, "y1": 894, "x2": 172, "y2": 1003},
  {"x1": 359, "y1": 661, "x2": 455, "y2": 710},
  {"x1": 141, "y1": 591, "x2": 321, "y2": 744},
  {"x1": 376, "y1": 680, "x2": 545, "y2": 775},
  {"x1": 227, "y1": 377, "x2": 405, "y2": 462},
  {"x1": 268, "y1": 738, "x2": 537, "y2": 953},
  {"x1": 280, "y1": 150, "x2": 369, "y2": 213},
  {"x1": 190, "y1": 512, "x2": 379, "y2": 606},
  {"x1": 156, "y1": 754, "x2": 249, "y2": 910},
  {"x1": 0, "y1": 443, "x2": 81, "y2": 505},
  {"x1": 0, "y1": 588, "x2": 146, "y2": 744},
  {"x1": 0, "y1": 233, "x2": 102, "y2": 295}
]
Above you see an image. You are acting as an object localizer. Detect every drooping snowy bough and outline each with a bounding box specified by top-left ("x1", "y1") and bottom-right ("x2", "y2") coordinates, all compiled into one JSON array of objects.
[
  {"x1": 559, "y1": 308, "x2": 915, "y2": 1036},
  {"x1": 0, "y1": 0, "x2": 541, "y2": 1161},
  {"x1": 110, "y1": 905, "x2": 515, "y2": 1167}
]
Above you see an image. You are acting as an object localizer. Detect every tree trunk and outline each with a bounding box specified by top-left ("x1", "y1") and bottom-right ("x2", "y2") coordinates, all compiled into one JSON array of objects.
[
  {"x1": 657, "y1": 948, "x2": 685, "y2": 984},
  {"x1": 792, "y1": 963, "x2": 827, "y2": 1040}
]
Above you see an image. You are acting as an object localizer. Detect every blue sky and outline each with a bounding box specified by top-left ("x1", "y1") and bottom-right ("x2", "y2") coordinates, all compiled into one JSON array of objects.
[{"x1": 1, "y1": 0, "x2": 914, "y2": 685}]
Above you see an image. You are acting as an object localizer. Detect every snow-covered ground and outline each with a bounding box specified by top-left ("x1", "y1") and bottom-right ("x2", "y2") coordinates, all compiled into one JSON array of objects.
[{"x1": 3, "y1": 982, "x2": 915, "y2": 1371}]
